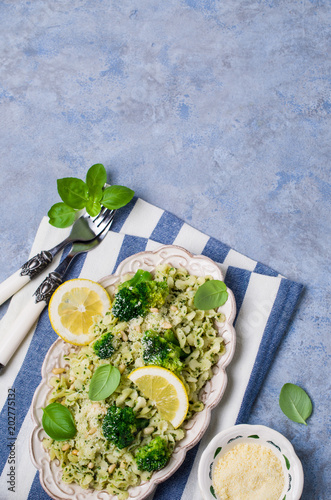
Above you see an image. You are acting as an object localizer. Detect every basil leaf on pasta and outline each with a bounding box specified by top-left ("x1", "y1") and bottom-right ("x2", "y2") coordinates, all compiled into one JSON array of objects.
[
  {"x1": 42, "y1": 403, "x2": 76, "y2": 441},
  {"x1": 89, "y1": 364, "x2": 121, "y2": 401},
  {"x1": 194, "y1": 280, "x2": 228, "y2": 310}
]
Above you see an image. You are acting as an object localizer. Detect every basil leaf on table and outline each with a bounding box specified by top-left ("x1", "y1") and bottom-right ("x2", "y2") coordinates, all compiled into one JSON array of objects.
[
  {"x1": 194, "y1": 280, "x2": 228, "y2": 310},
  {"x1": 86, "y1": 163, "x2": 107, "y2": 197},
  {"x1": 47, "y1": 202, "x2": 77, "y2": 228},
  {"x1": 42, "y1": 402, "x2": 77, "y2": 440},
  {"x1": 57, "y1": 177, "x2": 89, "y2": 209},
  {"x1": 102, "y1": 185, "x2": 135, "y2": 209},
  {"x1": 89, "y1": 364, "x2": 121, "y2": 401},
  {"x1": 279, "y1": 383, "x2": 313, "y2": 425}
]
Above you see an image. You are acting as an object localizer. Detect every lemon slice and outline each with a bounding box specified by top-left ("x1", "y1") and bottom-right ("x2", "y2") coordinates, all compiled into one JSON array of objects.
[
  {"x1": 49, "y1": 279, "x2": 111, "y2": 345},
  {"x1": 128, "y1": 366, "x2": 189, "y2": 428}
]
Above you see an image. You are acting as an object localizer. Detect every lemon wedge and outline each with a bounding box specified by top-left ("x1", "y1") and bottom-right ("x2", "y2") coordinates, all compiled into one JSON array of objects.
[
  {"x1": 49, "y1": 279, "x2": 111, "y2": 345},
  {"x1": 128, "y1": 366, "x2": 189, "y2": 428}
]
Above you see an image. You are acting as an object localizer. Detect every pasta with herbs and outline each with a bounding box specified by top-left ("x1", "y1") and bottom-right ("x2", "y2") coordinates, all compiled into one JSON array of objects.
[{"x1": 43, "y1": 264, "x2": 226, "y2": 499}]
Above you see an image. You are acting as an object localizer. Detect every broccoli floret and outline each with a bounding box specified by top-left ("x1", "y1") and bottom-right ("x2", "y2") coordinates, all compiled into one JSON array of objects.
[
  {"x1": 112, "y1": 272, "x2": 169, "y2": 322},
  {"x1": 102, "y1": 405, "x2": 149, "y2": 449},
  {"x1": 93, "y1": 331, "x2": 115, "y2": 359},
  {"x1": 135, "y1": 436, "x2": 171, "y2": 472},
  {"x1": 163, "y1": 329, "x2": 179, "y2": 345},
  {"x1": 111, "y1": 286, "x2": 144, "y2": 322},
  {"x1": 140, "y1": 280, "x2": 169, "y2": 309},
  {"x1": 142, "y1": 330, "x2": 184, "y2": 373},
  {"x1": 163, "y1": 329, "x2": 190, "y2": 359}
]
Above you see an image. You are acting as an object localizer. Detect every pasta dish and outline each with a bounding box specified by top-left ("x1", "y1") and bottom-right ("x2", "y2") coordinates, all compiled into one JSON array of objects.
[{"x1": 43, "y1": 264, "x2": 226, "y2": 499}]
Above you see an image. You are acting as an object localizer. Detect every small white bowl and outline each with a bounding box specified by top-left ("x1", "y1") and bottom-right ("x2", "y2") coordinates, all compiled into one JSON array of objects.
[{"x1": 198, "y1": 424, "x2": 304, "y2": 500}]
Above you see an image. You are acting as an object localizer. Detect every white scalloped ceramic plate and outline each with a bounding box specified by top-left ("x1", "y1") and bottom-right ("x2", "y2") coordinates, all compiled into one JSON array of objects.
[{"x1": 30, "y1": 245, "x2": 236, "y2": 500}]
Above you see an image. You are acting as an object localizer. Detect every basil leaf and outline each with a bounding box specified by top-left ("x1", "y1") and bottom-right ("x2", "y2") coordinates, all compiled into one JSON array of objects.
[
  {"x1": 89, "y1": 364, "x2": 121, "y2": 401},
  {"x1": 57, "y1": 177, "x2": 89, "y2": 209},
  {"x1": 279, "y1": 383, "x2": 313, "y2": 425},
  {"x1": 102, "y1": 185, "x2": 134, "y2": 209},
  {"x1": 85, "y1": 164, "x2": 104, "y2": 216},
  {"x1": 194, "y1": 280, "x2": 228, "y2": 310},
  {"x1": 47, "y1": 202, "x2": 77, "y2": 228},
  {"x1": 119, "y1": 269, "x2": 152, "y2": 290},
  {"x1": 86, "y1": 198, "x2": 102, "y2": 217},
  {"x1": 86, "y1": 163, "x2": 107, "y2": 196},
  {"x1": 42, "y1": 402, "x2": 76, "y2": 441}
]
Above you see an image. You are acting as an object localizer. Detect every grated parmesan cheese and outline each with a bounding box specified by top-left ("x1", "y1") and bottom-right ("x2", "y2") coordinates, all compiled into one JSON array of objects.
[{"x1": 212, "y1": 442, "x2": 285, "y2": 500}]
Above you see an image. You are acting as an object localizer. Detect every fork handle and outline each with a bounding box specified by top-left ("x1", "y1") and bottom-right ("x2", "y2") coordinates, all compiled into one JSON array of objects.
[
  {"x1": 0, "y1": 271, "x2": 62, "y2": 370},
  {"x1": 0, "y1": 251, "x2": 53, "y2": 306}
]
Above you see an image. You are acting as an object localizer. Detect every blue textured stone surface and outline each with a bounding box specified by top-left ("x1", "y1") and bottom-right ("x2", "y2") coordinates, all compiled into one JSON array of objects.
[{"x1": 0, "y1": 1, "x2": 329, "y2": 498}]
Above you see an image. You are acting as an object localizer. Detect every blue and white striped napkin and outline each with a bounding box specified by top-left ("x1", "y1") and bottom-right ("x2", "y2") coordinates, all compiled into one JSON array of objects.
[{"x1": 0, "y1": 198, "x2": 303, "y2": 500}]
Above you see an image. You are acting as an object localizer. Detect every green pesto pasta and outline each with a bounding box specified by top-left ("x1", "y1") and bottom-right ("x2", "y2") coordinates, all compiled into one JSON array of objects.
[{"x1": 43, "y1": 264, "x2": 226, "y2": 499}]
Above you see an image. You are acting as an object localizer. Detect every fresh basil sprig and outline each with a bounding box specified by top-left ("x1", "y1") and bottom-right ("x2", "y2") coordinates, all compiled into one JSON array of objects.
[
  {"x1": 88, "y1": 364, "x2": 121, "y2": 401},
  {"x1": 42, "y1": 402, "x2": 77, "y2": 441},
  {"x1": 194, "y1": 280, "x2": 228, "y2": 310},
  {"x1": 279, "y1": 383, "x2": 313, "y2": 425},
  {"x1": 48, "y1": 163, "x2": 134, "y2": 228}
]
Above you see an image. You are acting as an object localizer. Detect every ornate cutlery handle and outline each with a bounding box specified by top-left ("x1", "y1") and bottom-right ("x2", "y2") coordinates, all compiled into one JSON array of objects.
[
  {"x1": 0, "y1": 271, "x2": 62, "y2": 372},
  {"x1": 0, "y1": 251, "x2": 53, "y2": 306},
  {"x1": 21, "y1": 251, "x2": 53, "y2": 278},
  {"x1": 33, "y1": 271, "x2": 62, "y2": 303}
]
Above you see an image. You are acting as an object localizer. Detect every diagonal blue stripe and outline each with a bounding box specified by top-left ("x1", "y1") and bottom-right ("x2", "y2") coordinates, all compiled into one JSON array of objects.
[
  {"x1": 254, "y1": 261, "x2": 278, "y2": 277},
  {"x1": 150, "y1": 211, "x2": 183, "y2": 244},
  {"x1": 113, "y1": 234, "x2": 148, "y2": 273},
  {"x1": 202, "y1": 236, "x2": 230, "y2": 263},
  {"x1": 0, "y1": 251, "x2": 88, "y2": 476},
  {"x1": 155, "y1": 445, "x2": 199, "y2": 500},
  {"x1": 224, "y1": 266, "x2": 251, "y2": 324},
  {"x1": 111, "y1": 197, "x2": 137, "y2": 233},
  {"x1": 236, "y1": 278, "x2": 304, "y2": 424},
  {"x1": 28, "y1": 471, "x2": 51, "y2": 499}
]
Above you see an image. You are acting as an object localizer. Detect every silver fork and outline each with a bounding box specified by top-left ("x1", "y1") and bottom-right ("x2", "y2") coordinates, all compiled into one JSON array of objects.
[
  {"x1": 0, "y1": 208, "x2": 115, "y2": 306},
  {"x1": 0, "y1": 212, "x2": 115, "y2": 373}
]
